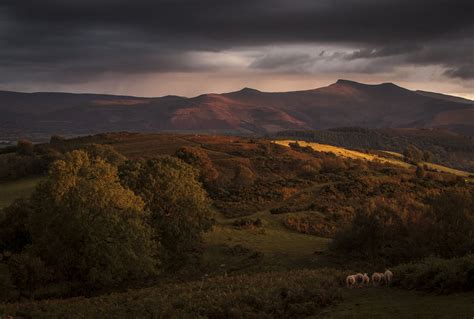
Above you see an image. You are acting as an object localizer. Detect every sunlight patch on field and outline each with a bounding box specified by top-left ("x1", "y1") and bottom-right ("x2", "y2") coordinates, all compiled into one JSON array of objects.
[
  {"x1": 274, "y1": 140, "x2": 412, "y2": 168},
  {"x1": 422, "y1": 162, "x2": 471, "y2": 178}
]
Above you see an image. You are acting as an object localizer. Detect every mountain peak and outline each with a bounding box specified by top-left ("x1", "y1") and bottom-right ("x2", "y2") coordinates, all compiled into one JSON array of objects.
[
  {"x1": 335, "y1": 79, "x2": 360, "y2": 85},
  {"x1": 239, "y1": 87, "x2": 260, "y2": 93},
  {"x1": 335, "y1": 79, "x2": 398, "y2": 87}
]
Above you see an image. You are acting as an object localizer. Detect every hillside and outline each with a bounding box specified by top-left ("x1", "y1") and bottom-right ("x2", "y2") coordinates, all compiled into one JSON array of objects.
[
  {"x1": 277, "y1": 127, "x2": 474, "y2": 172},
  {"x1": 1, "y1": 80, "x2": 474, "y2": 141},
  {"x1": 1, "y1": 133, "x2": 474, "y2": 318}
]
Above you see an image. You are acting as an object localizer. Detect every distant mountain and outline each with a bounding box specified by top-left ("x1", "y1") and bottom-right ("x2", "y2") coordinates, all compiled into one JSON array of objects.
[{"x1": 1, "y1": 80, "x2": 473, "y2": 139}]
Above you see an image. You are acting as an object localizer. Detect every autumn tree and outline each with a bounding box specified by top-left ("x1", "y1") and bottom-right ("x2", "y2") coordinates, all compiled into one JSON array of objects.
[
  {"x1": 403, "y1": 145, "x2": 423, "y2": 163},
  {"x1": 175, "y1": 146, "x2": 219, "y2": 187},
  {"x1": 427, "y1": 189, "x2": 474, "y2": 258},
  {"x1": 119, "y1": 156, "x2": 213, "y2": 269},
  {"x1": 24, "y1": 150, "x2": 158, "y2": 286}
]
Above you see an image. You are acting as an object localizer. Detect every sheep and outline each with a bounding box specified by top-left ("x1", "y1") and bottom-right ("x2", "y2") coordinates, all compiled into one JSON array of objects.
[
  {"x1": 346, "y1": 275, "x2": 357, "y2": 288},
  {"x1": 384, "y1": 269, "x2": 393, "y2": 284},
  {"x1": 355, "y1": 273, "x2": 364, "y2": 287},
  {"x1": 362, "y1": 273, "x2": 370, "y2": 286},
  {"x1": 371, "y1": 272, "x2": 385, "y2": 287}
]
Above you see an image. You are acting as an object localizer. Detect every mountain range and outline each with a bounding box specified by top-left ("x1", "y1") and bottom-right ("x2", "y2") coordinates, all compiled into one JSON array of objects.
[{"x1": 1, "y1": 79, "x2": 473, "y2": 139}]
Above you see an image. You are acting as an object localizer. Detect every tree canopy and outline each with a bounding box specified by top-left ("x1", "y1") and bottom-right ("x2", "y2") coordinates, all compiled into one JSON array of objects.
[
  {"x1": 119, "y1": 156, "x2": 214, "y2": 269},
  {"x1": 22, "y1": 150, "x2": 158, "y2": 286}
]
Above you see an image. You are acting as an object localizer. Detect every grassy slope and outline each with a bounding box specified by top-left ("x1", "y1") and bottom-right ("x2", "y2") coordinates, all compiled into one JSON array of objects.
[
  {"x1": 203, "y1": 210, "x2": 331, "y2": 274},
  {"x1": 321, "y1": 288, "x2": 474, "y2": 319},
  {"x1": 275, "y1": 140, "x2": 473, "y2": 179},
  {"x1": 274, "y1": 140, "x2": 412, "y2": 168},
  {"x1": 1, "y1": 136, "x2": 472, "y2": 317},
  {"x1": 0, "y1": 176, "x2": 42, "y2": 208},
  {"x1": 2, "y1": 206, "x2": 472, "y2": 318}
]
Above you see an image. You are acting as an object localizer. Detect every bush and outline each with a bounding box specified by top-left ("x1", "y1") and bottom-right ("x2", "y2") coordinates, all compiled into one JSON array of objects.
[
  {"x1": 392, "y1": 255, "x2": 474, "y2": 293},
  {"x1": 232, "y1": 218, "x2": 263, "y2": 229}
]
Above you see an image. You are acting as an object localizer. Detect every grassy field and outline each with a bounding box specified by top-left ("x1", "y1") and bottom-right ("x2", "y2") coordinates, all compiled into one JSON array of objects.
[
  {"x1": 321, "y1": 288, "x2": 474, "y2": 319},
  {"x1": 202, "y1": 209, "x2": 331, "y2": 274},
  {"x1": 0, "y1": 176, "x2": 43, "y2": 208}
]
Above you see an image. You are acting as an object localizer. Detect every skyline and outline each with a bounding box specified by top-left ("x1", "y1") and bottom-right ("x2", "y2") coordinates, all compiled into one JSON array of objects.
[{"x1": 0, "y1": 0, "x2": 473, "y2": 99}]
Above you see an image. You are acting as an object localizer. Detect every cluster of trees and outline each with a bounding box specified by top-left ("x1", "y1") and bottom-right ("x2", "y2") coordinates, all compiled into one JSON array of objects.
[
  {"x1": 330, "y1": 189, "x2": 474, "y2": 265},
  {"x1": 0, "y1": 147, "x2": 213, "y2": 299},
  {"x1": 0, "y1": 140, "x2": 52, "y2": 180}
]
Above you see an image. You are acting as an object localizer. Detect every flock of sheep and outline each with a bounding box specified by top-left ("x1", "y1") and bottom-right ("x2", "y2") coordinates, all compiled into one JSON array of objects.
[{"x1": 346, "y1": 269, "x2": 393, "y2": 288}]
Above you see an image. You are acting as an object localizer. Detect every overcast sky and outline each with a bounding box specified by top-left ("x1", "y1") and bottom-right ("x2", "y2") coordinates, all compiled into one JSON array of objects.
[{"x1": 0, "y1": 0, "x2": 473, "y2": 98}]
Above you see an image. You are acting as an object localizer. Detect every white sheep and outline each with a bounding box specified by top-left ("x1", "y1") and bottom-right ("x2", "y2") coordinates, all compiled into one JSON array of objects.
[
  {"x1": 346, "y1": 275, "x2": 357, "y2": 288},
  {"x1": 371, "y1": 272, "x2": 385, "y2": 287},
  {"x1": 362, "y1": 273, "x2": 370, "y2": 286},
  {"x1": 355, "y1": 273, "x2": 364, "y2": 287},
  {"x1": 384, "y1": 269, "x2": 393, "y2": 284}
]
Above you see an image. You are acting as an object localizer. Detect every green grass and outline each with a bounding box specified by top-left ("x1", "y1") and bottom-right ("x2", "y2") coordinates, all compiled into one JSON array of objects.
[
  {"x1": 0, "y1": 176, "x2": 43, "y2": 208},
  {"x1": 320, "y1": 288, "x2": 474, "y2": 319},
  {"x1": 202, "y1": 210, "x2": 331, "y2": 274}
]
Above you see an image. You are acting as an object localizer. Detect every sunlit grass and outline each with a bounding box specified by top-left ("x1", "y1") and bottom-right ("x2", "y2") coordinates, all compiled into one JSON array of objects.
[
  {"x1": 274, "y1": 140, "x2": 412, "y2": 168},
  {"x1": 275, "y1": 140, "x2": 473, "y2": 179}
]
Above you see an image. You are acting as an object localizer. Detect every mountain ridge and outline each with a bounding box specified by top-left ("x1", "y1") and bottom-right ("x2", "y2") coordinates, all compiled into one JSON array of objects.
[{"x1": 1, "y1": 80, "x2": 473, "y2": 138}]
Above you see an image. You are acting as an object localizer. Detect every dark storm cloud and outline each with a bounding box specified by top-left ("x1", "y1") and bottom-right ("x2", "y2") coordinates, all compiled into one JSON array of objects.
[{"x1": 1, "y1": 0, "x2": 473, "y2": 82}]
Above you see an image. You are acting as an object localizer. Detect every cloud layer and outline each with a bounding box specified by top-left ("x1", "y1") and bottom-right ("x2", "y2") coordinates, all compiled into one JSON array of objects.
[{"x1": 0, "y1": 0, "x2": 473, "y2": 93}]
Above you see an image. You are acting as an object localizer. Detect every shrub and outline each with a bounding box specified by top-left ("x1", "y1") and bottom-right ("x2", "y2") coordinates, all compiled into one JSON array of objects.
[
  {"x1": 392, "y1": 255, "x2": 474, "y2": 293},
  {"x1": 232, "y1": 218, "x2": 263, "y2": 229}
]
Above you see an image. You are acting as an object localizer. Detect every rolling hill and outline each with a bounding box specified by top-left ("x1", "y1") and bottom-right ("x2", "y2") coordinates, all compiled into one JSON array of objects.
[{"x1": 1, "y1": 80, "x2": 473, "y2": 139}]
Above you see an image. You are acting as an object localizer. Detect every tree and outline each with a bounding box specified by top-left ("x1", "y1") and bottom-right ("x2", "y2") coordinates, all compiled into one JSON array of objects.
[
  {"x1": 427, "y1": 189, "x2": 474, "y2": 258},
  {"x1": 119, "y1": 156, "x2": 214, "y2": 269},
  {"x1": 25, "y1": 150, "x2": 158, "y2": 286},
  {"x1": 422, "y1": 150, "x2": 433, "y2": 162},
  {"x1": 403, "y1": 146, "x2": 423, "y2": 163},
  {"x1": 330, "y1": 199, "x2": 415, "y2": 264},
  {"x1": 81, "y1": 143, "x2": 126, "y2": 166},
  {"x1": 50, "y1": 135, "x2": 65, "y2": 144},
  {"x1": 416, "y1": 166, "x2": 426, "y2": 179},
  {"x1": 16, "y1": 139, "x2": 34, "y2": 156},
  {"x1": 175, "y1": 146, "x2": 219, "y2": 187}
]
